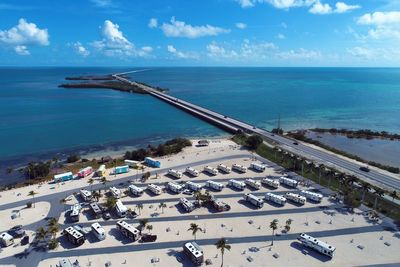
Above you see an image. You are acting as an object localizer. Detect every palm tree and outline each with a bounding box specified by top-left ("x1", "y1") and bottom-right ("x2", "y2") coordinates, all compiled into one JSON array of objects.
[
  {"x1": 215, "y1": 238, "x2": 231, "y2": 267},
  {"x1": 146, "y1": 224, "x2": 153, "y2": 234},
  {"x1": 105, "y1": 196, "x2": 117, "y2": 211},
  {"x1": 373, "y1": 188, "x2": 385, "y2": 210},
  {"x1": 269, "y1": 219, "x2": 278, "y2": 246},
  {"x1": 48, "y1": 238, "x2": 59, "y2": 250},
  {"x1": 101, "y1": 177, "x2": 108, "y2": 189},
  {"x1": 361, "y1": 182, "x2": 371, "y2": 203},
  {"x1": 187, "y1": 223, "x2": 202, "y2": 240},
  {"x1": 139, "y1": 218, "x2": 149, "y2": 230},
  {"x1": 35, "y1": 227, "x2": 47, "y2": 242},
  {"x1": 28, "y1": 190, "x2": 38, "y2": 208},
  {"x1": 284, "y1": 219, "x2": 292, "y2": 233},
  {"x1": 48, "y1": 224, "x2": 60, "y2": 238},
  {"x1": 87, "y1": 178, "x2": 94, "y2": 190},
  {"x1": 136, "y1": 203, "x2": 144, "y2": 215},
  {"x1": 92, "y1": 191, "x2": 101, "y2": 202},
  {"x1": 317, "y1": 164, "x2": 324, "y2": 185},
  {"x1": 390, "y1": 190, "x2": 398, "y2": 201},
  {"x1": 159, "y1": 202, "x2": 167, "y2": 214}
]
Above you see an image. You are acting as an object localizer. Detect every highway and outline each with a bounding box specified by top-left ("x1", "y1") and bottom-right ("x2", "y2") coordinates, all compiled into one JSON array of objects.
[{"x1": 113, "y1": 74, "x2": 400, "y2": 191}]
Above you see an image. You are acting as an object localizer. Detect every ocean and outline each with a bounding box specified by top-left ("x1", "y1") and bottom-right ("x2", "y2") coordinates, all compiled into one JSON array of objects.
[{"x1": 1, "y1": 67, "x2": 400, "y2": 183}]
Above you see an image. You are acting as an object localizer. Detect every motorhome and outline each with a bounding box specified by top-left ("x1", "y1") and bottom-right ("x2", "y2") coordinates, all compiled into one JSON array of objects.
[
  {"x1": 211, "y1": 197, "x2": 231, "y2": 212},
  {"x1": 91, "y1": 223, "x2": 106, "y2": 241},
  {"x1": 63, "y1": 226, "x2": 85, "y2": 246},
  {"x1": 228, "y1": 179, "x2": 246, "y2": 190},
  {"x1": 250, "y1": 162, "x2": 266, "y2": 172},
  {"x1": 285, "y1": 192, "x2": 306, "y2": 205},
  {"x1": 124, "y1": 159, "x2": 139, "y2": 168},
  {"x1": 89, "y1": 202, "x2": 102, "y2": 218},
  {"x1": 144, "y1": 157, "x2": 161, "y2": 168},
  {"x1": 204, "y1": 166, "x2": 218, "y2": 176},
  {"x1": 0, "y1": 232, "x2": 14, "y2": 247},
  {"x1": 279, "y1": 177, "x2": 299, "y2": 188},
  {"x1": 77, "y1": 166, "x2": 93, "y2": 178},
  {"x1": 264, "y1": 192, "x2": 286, "y2": 205},
  {"x1": 243, "y1": 193, "x2": 264, "y2": 208},
  {"x1": 114, "y1": 165, "x2": 129, "y2": 174},
  {"x1": 298, "y1": 233, "x2": 336, "y2": 258},
  {"x1": 168, "y1": 169, "x2": 183, "y2": 179},
  {"x1": 129, "y1": 185, "x2": 144, "y2": 196},
  {"x1": 147, "y1": 184, "x2": 163, "y2": 195},
  {"x1": 167, "y1": 182, "x2": 184, "y2": 194},
  {"x1": 54, "y1": 172, "x2": 73, "y2": 183},
  {"x1": 96, "y1": 164, "x2": 106, "y2": 177},
  {"x1": 183, "y1": 242, "x2": 204, "y2": 265},
  {"x1": 217, "y1": 164, "x2": 231, "y2": 173},
  {"x1": 80, "y1": 189, "x2": 92, "y2": 201},
  {"x1": 179, "y1": 198, "x2": 196, "y2": 212},
  {"x1": 185, "y1": 167, "x2": 199, "y2": 177},
  {"x1": 186, "y1": 181, "x2": 202, "y2": 191},
  {"x1": 245, "y1": 178, "x2": 261, "y2": 190},
  {"x1": 59, "y1": 259, "x2": 73, "y2": 267},
  {"x1": 109, "y1": 186, "x2": 121, "y2": 199},
  {"x1": 115, "y1": 200, "x2": 127, "y2": 217},
  {"x1": 261, "y1": 178, "x2": 279, "y2": 189},
  {"x1": 232, "y1": 163, "x2": 247, "y2": 173},
  {"x1": 300, "y1": 190, "x2": 323, "y2": 202},
  {"x1": 116, "y1": 221, "x2": 140, "y2": 241},
  {"x1": 205, "y1": 180, "x2": 224, "y2": 191},
  {"x1": 69, "y1": 203, "x2": 82, "y2": 222}
]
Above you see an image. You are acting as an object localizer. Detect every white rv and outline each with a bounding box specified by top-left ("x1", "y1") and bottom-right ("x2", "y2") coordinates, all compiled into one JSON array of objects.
[
  {"x1": 261, "y1": 178, "x2": 279, "y2": 189},
  {"x1": 250, "y1": 162, "x2": 266, "y2": 172},
  {"x1": 91, "y1": 223, "x2": 106, "y2": 241},
  {"x1": 300, "y1": 190, "x2": 323, "y2": 202},
  {"x1": 179, "y1": 197, "x2": 196, "y2": 212},
  {"x1": 217, "y1": 164, "x2": 231, "y2": 173},
  {"x1": 147, "y1": 184, "x2": 163, "y2": 195},
  {"x1": 285, "y1": 192, "x2": 306, "y2": 205},
  {"x1": 116, "y1": 221, "x2": 140, "y2": 241},
  {"x1": 185, "y1": 167, "x2": 200, "y2": 177},
  {"x1": 69, "y1": 203, "x2": 82, "y2": 222},
  {"x1": 205, "y1": 180, "x2": 224, "y2": 191},
  {"x1": 129, "y1": 185, "x2": 144, "y2": 196},
  {"x1": 204, "y1": 166, "x2": 218, "y2": 176},
  {"x1": 298, "y1": 233, "x2": 336, "y2": 258},
  {"x1": 109, "y1": 186, "x2": 121, "y2": 199},
  {"x1": 168, "y1": 169, "x2": 183, "y2": 179},
  {"x1": 183, "y1": 242, "x2": 204, "y2": 265},
  {"x1": 167, "y1": 182, "x2": 184, "y2": 193},
  {"x1": 115, "y1": 200, "x2": 127, "y2": 217},
  {"x1": 228, "y1": 179, "x2": 246, "y2": 190},
  {"x1": 232, "y1": 163, "x2": 247, "y2": 173},
  {"x1": 96, "y1": 164, "x2": 106, "y2": 177},
  {"x1": 124, "y1": 159, "x2": 139, "y2": 168},
  {"x1": 0, "y1": 232, "x2": 14, "y2": 247},
  {"x1": 243, "y1": 193, "x2": 264, "y2": 208},
  {"x1": 80, "y1": 189, "x2": 92, "y2": 201},
  {"x1": 279, "y1": 177, "x2": 299, "y2": 188},
  {"x1": 264, "y1": 192, "x2": 286, "y2": 205},
  {"x1": 186, "y1": 181, "x2": 203, "y2": 191},
  {"x1": 245, "y1": 178, "x2": 261, "y2": 190}
]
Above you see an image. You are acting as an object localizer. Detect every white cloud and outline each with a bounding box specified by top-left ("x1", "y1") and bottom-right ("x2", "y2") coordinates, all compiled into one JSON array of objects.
[
  {"x1": 357, "y1": 11, "x2": 400, "y2": 40},
  {"x1": 309, "y1": 1, "x2": 360, "y2": 15},
  {"x1": 236, "y1": 0, "x2": 316, "y2": 9},
  {"x1": 277, "y1": 48, "x2": 321, "y2": 59},
  {"x1": 236, "y1": 0, "x2": 255, "y2": 8},
  {"x1": 137, "y1": 46, "x2": 154, "y2": 57},
  {"x1": 347, "y1": 46, "x2": 373, "y2": 59},
  {"x1": 0, "y1": 18, "x2": 49, "y2": 55},
  {"x1": 161, "y1": 17, "x2": 230, "y2": 38},
  {"x1": 334, "y1": 2, "x2": 360, "y2": 13},
  {"x1": 276, "y1": 33, "x2": 286, "y2": 39},
  {"x1": 148, "y1": 18, "x2": 158, "y2": 29},
  {"x1": 207, "y1": 40, "x2": 277, "y2": 61},
  {"x1": 309, "y1": 1, "x2": 332, "y2": 14},
  {"x1": 90, "y1": 0, "x2": 112, "y2": 7},
  {"x1": 236, "y1": 22, "x2": 247, "y2": 29},
  {"x1": 346, "y1": 46, "x2": 400, "y2": 63},
  {"x1": 72, "y1": 42, "x2": 90, "y2": 57},
  {"x1": 167, "y1": 45, "x2": 198, "y2": 59}
]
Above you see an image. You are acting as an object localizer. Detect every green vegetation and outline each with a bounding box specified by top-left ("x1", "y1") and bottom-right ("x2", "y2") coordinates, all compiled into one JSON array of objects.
[
  {"x1": 28, "y1": 190, "x2": 38, "y2": 208},
  {"x1": 104, "y1": 196, "x2": 117, "y2": 210},
  {"x1": 269, "y1": 219, "x2": 278, "y2": 246},
  {"x1": 188, "y1": 223, "x2": 202, "y2": 240},
  {"x1": 215, "y1": 238, "x2": 231, "y2": 267},
  {"x1": 66, "y1": 154, "x2": 80, "y2": 163},
  {"x1": 24, "y1": 161, "x2": 51, "y2": 179},
  {"x1": 312, "y1": 128, "x2": 400, "y2": 140},
  {"x1": 125, "y1": 138, "x2": 192, "y2": 160}
]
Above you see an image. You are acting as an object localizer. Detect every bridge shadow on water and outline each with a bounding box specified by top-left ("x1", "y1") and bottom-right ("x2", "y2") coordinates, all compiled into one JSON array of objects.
[{"x1": 290, "y1": 241, "x2": 331, "y2": 263}]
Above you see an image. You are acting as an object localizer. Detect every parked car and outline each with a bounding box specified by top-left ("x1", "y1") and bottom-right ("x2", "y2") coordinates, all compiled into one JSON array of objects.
[
  {"x1": 9, "y1": 225, "x2": 25, "y2": 237},
  {"x1": 360, "y1": 166, "x2": 370, "y2": 172},
  {"x1": 293, "y1": 142, "x2": 299, "y2": 145},
  {"x1": 141, "y1": 234, "x2": 157, "y2": 242},
  {"x1": 103, "y1": 212, "x2": 111, "y2": 220},
  {"x1": 182, "y1": 189, "x2": 193, "y2": 195},
  {"x1": 21, "y1": 235, "x2": 30, "y2": 245}
]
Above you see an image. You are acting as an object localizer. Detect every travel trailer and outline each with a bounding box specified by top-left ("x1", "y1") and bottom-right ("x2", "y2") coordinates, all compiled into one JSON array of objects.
[
  {"x1": 204, "y1": 166, "x2": 218, "y2": 176},
  {"x1": 261, "y1": 178, "x2": 279, "y2": 189},
  {"x1": 217, "y1": 164, "x2": 231, "y2": 173},
  {"x1": 114, "y1": 165, "x2": 129, "y2": 174},
  {"x1": 116, "y1": 221, "x2": 140, "y2": 241},
  {"x1": 77, "y1": 166, "x2": 93, "y2": 178},
  {"x1": 243, "y1": 193, "x2": 264, "y2": 208},
  {"x1": 211, "y1": 197, "x2": 231, "y2": 212},
  {"x1": 147, "y1": 184, "x2": 163, "y2": 195},
  {"x1": 185, "y1": 167, "x2": 199, "y2": 177},
  {"x1": 69, "y1": 203, "x2": 82, "y2": 222},
  {"x1": 205, "y1": 180, "x2": 224, "y2": 191},
  {"x1": 186, "y1": 181, "x2": 203, "y2": 191},
  {"x1": 285, "y1": 192, "x2": 306, "y2": 205},
  {"x1": 0, "y1": 232, "x2": 14, "y2": 247},
  {"x1": 279, "y1": 177, "x2": 299, "y2": 188},
  {"x1": 63, "y1": 226, "x2": 85, "y2": 246},
  {"x1": 91, "y1": 223, "x2": 106, "y2": 241},
  {"x1": 96, "y1": 164, "x2": 106, "y2": 177},
  {"x1": 144, "y1": 157, "x2": 161, "y2": 168},
  {"x1": 245, "y1": 178, "x2": 261, "y2": 190},
  {"x1": 54, "y1": 172, "x2": 73, "y2": 182},
  {"x1": 298, "y1": 233, "x2": 336, "y2": 258},
  {"x1": 115, "y1": 200, "x2": 127, "y2": 217},
  {"x1": 300, "y1": 190, "x2": 323, "y2": 202},
  {"x1": 183, "y1": 242, "x2": 204, "y2": 265},
  {"x1": 228, "y1": 179, "x2": 246, "y2": 190},
  {"x1": 89, "y1": 202, "x2": 102, "y2": 219},
  {"x1": 124, "y1": 159, "x2": 139, "y2": 168},
  {"x1": 109, "y1": 186, "x2": 121, "y2": 199},
  {"x1": 179, "y1": 197, "x2": 196, "y2": 212},
  {"x1": 250, "y1": 162, "x2": 266, "y2": 172},
  {"x1": 168, "y1": 169, "x2": 183, "y2": 179},
  {"x1": 232, "y1": 163, "x2": 247, "y2": 173},
  {"x1": 264, "y1": 192, "x2": 287, "y2": 205},
  {"x1": 167, "y1": 182, "x2": 184, "y2": 193},
  {"x1": 129, "y1": 185, "x2": 144, "y2": 196},
  {"x1": 80, "y1": 189, "x2": 92, "y2": 201}
]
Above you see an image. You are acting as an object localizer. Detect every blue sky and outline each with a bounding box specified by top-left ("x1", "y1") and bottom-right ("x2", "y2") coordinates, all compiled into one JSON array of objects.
[{"x1": 0, "y1": 0, "x2": 399, "y2": 66}]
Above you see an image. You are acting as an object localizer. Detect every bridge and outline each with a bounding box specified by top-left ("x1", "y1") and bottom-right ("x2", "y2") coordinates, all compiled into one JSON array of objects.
[{"x1": 112, "y1": 74, "x2": 400, "y2": 191}]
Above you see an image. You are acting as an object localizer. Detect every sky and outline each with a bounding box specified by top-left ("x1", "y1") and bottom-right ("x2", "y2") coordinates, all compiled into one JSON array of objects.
[{"x1": 0, "y1": 0, "x2": 399, "y2": 67}]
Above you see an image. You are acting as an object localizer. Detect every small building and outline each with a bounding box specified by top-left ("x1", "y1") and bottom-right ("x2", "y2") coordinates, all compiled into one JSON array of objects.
[
  {"x1": 54, "y1": 172, "x2": 73, "y2": 183},
  {"x1": 197, "y1": 140, "x2": 209, "y2": 147},
  {"x1": 63, "y1": 226, "x2": 85, "y2": 246},
  {"x1": 115, "y1": 165, "x2": 130, "y2": 175},
  {"x1": 144, "y1": 157, "x2": 161, "y2": 168},
  {"x1": 0, "y1": 232, "x2": 14, "y2": 247},
  {"x1": 183, "y1": 241, "x2": 204, "y2": 265},
  {"x1": 89, "y1": 202, "x2": 102, "y2": 219},
  {"x1": 96, "y1": 164, "x2": 106, "y2": 177},
  {"x1": 77, "y1": 166, "x2": 93, "y2": 178}
]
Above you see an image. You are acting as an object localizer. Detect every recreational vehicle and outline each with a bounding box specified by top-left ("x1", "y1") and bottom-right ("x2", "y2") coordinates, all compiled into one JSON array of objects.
[
  {"x1": 232, "y1": 163, "x2": 247, "y2": 173},
  {"x1": 77, "y1": 166, "x2": 93, "y2": 178},
  {"x1": 279, "y1": 177, "x2": 299, "y2": 188},
  {"x1": 211, "y1": 197, "x2": 231, "y2": 212},
  {"x1": 183, "y1": 242, "x2": 204, "y2": 265},
  {"x1": 80, "y1": 189, "x2": 92, "y2": 201},
  {"x1": 116, "y1": 220, "x2": 140, "y2": 241},
  {"x1": 69, "y1": 203, "x2": 82, "y2": 222},
  {"x1": 228, "y1": 179, "x2": 246, "y2": 190},
  {"x1": 250, "y1": 162, "x2": 266, "y2": 172},
  {"x1": 54, "y1": 172, "x2": 73, "y2": 183},
  {"x1": 300, "y1": 190, "x2": 323, "y2": 202},
  {"x1": 124, "y1": 159, "x2": 139, "y2": 168},
  {"x1": 298, "y1": 233, "x2": 336, "y2": 258},
  {"x1": 96, "y1": 164, "x2": 106, "y2": 177},
  {"x1": 185, "y1": 167, "x2": 199, "y2": 177},
  {"x1": 285, "y1": 192, "x2": 306, "y2": 205},
  {"x1": 186, "y1": 181, "x2": 202, "y2": 191},
  {"x1": 204, "y1": 166, "x2": 218, "y2": 176},
  {"x1": 144, "y1": 157, "x2": 161, "y2": 168},
  {"x1": 179, "y1": 198, "x2": 196, "y2": 212},
  {"x1": 205, "y1": 180, "x2": 224, "y2": 191},
  {"x1": 114, "y1": 165, "x2": 129, "y2": 174},
  {"x1": 167, "y1": 182, "x2": 184, "y2": 193},
  {"x1": 217, "y1": 164, "x2": 231, "y2": 173},
  {"x1": 129, "y1": 185, "x2": 144, "y2": 196},
  {"x1": 264, "y1": 192, "x2": 287, "y2": 205},
  {"x1": 243, "y1": 193, "x2": 264, "y2": 208},
  {"x1": 109, "y1": 186, "x2": 121, "y2": 199},
  {"x1": 245, "y1": 178, "x2": 261, "y2": 190},
  {"x1": 147, "y1": 184, "x2": 163, "y2": 195},
  {"x1": 63, "y1": 226, "x2": 85, "y2": 246},
  {"x1": 89, "y1": 202, "x2": 102, "y2": 218},
  {"x1": 59, "y1": 259, "x2": 73, "y2": 267},
  {"x1": 261, "y1": 178, "x2": 279, "y2": 189},
  {"x1": 0, "y1": 232, "x2": 14, "y2": 247},
  {"x1": 91, "y1": 223, "x2": 106, "y2": 241},
  {"x1": 168, "y1": 169, "x2": 183, "y2": 179},
  {"x1": 115, "y1": 200, "x2": 127, "y2": 217}
]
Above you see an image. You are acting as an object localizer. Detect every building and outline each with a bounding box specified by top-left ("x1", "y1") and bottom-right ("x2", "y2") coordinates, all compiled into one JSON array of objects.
[
  {"x1": 0, "y1": 232, "x2": 14, "y2": 247},
  {"x1": 116, "y1": 221, "x2": 140, "y2": 241},
  {"x1": 144, "y1": 157, "x2": 161, "y2": 168},
  {"x1": 54, "y1": 172, "x2": 73, "y2": 183},
  {"x1": 63, "y1": 226, "x2": 85, "y2": 246},
  {"x1": 183, "y1": 242, "x2": 204, "y2": 265}
]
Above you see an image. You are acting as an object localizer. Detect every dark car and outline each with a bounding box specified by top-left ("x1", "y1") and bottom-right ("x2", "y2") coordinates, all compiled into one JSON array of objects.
[
  {"x1": 21, "y1": 235, "x2": 30, "y2": 245},
  {"x1": 141, "y1": 234, "x2": 157, "y2": 242},
  {"x1": 103, "y1": 212, "x2": 111, "y2": 220},
  {"x1": 9, "y1": 225, "x2": 25, "y2": 238},
  {"x1": 293, "y1": 142, "x2": 299, "y2": 145},
  {"x1": 360, "y1": 166, "x2": 370, "y2": 172}
]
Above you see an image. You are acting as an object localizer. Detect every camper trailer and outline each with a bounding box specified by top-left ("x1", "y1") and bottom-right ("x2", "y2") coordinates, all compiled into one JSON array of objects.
[
  {"x1": 298, "y1": 233, "x2": 336, "y2": 258},
  {"x1": 243, "y1": 193, "x2": 264, "y2": 208},
  {"x1": 186, "y1": 181, "x2": 203, "y2": 191},
  {"x1": 77, "y1": 166, "x2": 93, "y2": 178},
  {"x1": 115, "y1": 200, "x2": 127, "y2": 217},
  {"x1": 228, "y1": 179, "x2": 246, "y2": 190},
  {"x1": 204, "y1": 166, "x2": 218, "y2": 176},
  {"x1": 168, "y1": 169, "x2": 183, "y2": 179},
  {"x1": 109, "y1": 186, "x2": 121, "y2": 199},
  {"x1": 54, "y1": 172, "x2": 73, "y2": 182},
  {"x1": 80, "y1": 189, "x2": 92, "y2": 202},
  {"x1": 279, "y1": 177, "x2": 299, "y2": 188},
  {"x1": 167, "y1": 182, "x2": 184, "y2": 194},
  {"x1": 285, "y1": 192, "x2": 306, "y2": 205},
  {"x1": 217, "y1": 164, "x2": 231, "y2": 173},
  {"x1": 124, "y1": 159, "x2": 139, "y2": 168},
  {"x1": 245, "y1": 178, "x2": 261, "y2": 190},
  {"x1": 90, "y1": 202, "x2": 102, "y2": 219},
  {"x1": 264, "y1": 192, "x2": 287, "y2": 205},
  {"x1": 116, "y1": 221, "x2": 140, "y2": 241},
  {"x1": 91, "y1": 223, "x2": 106, "y2": 241},
  {"x1": 69, "y1": 203, "x2": 81, "y2": 222},
  {"x1": 63, "y1": 226, "x2": 85, "y2": 246},
  {"x1": 179, "y1": 198, "x2": 196, "y2": 212},
  {"x1": 205, "y1": 180, "x2": 224, "y2": 191},
  {"x1": 300, "y1": 190, "x2": 323, "y2": 202},
  {"x1": 261, "y1": 178, "x2": 279, "y2": 189},
  {"x1": 147, "y1": 184, "x2": 163, "y2": 195},
  {"x1": 183, "y1": 242, "x2": 204, "y2": 265},
  {"x1": 129, "y1": 185, "x2": 144, "y2": 196},
  {"x1": 185, "y1": 167, "x2": 199, "y2": 177},
  {"x1": 114, "y1": 165, "x2": 129, "y2": 174},
  {"x1": 0, "y1": 232, "x2": 14, "y2": 247},
  {"x1": 232, "y1": 163, "x2": 247, "y2": 173},
  {"x1": 96, "y1": 164, "x2": 106, "y2": 177},
  {"x1": 211, "y1": 197, "x2": 231, "y2": 212},
  {"x1": 144, "y1": 157, "x2": 161, "y2": 168},
  {"x1": 250, "y1": 162, "x2": 266, "y2": 172}
]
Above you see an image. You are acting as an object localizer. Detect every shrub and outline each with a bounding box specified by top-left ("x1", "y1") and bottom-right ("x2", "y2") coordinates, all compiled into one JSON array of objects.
[
  {"x1": 67, "y1": 154, "x2": 80, "y2": 163},
  {"x1": 27, "y1": 202, "x2": 33, "y2": 208},
  {"x1": 246, "y1": 135, "x2": 263, "y2": 150}
]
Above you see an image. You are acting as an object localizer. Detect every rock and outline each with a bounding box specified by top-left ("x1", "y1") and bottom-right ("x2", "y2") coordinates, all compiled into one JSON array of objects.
[{"x1": 273, "y1": 253, "x2": 280, "y2": 259}]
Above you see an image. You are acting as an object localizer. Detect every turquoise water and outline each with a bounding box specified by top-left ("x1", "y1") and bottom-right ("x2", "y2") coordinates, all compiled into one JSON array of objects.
[{"x1": 1, "y1": 67, "x2": 400, "y2": 173}]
